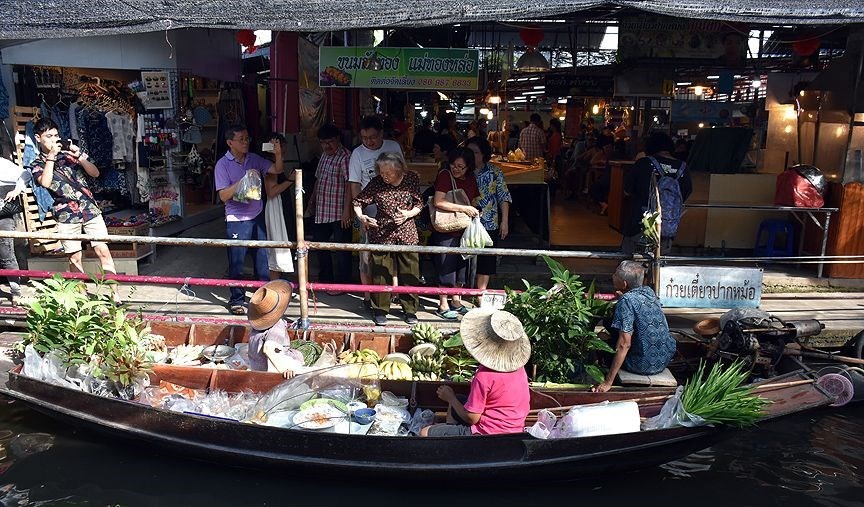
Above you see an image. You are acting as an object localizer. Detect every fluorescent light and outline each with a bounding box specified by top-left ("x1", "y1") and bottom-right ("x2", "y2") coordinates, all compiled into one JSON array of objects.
[
  {"x1": 677, "y1": 82, "x2": 692, "y2": 86},
  {"x1": 523, "y1": 91, "x2": 544, "y2": 95},
  {"x1": 488, "y1": 95, "x2": 501, "y2": 104},
  {"x1": 479, "y1": 107, "x2": 490, "y2": 115},
  {"x1": 558, "y1": 116, "x2": 565, "y2": 121},
  {"x1": 438, "y1": 92, "x2": 450, "y2": 100},
  {"x1": 486, "y1": 111, "x2": 494, "y2": 120},
  {"x1": 707, "y1": 75, "x2": 719, "y2": 79},
  {"x1": 532, "y1": 85, "x2": 546, "y2": 89},
  {"x1": 694, "y1": 86, "x2": 704, "y2": 96}
]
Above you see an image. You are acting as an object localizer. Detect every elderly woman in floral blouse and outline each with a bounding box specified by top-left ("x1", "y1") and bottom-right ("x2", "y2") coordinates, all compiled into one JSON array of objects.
[{"x1": 352, "y1": 152, "x2": 423, "y2": 326}]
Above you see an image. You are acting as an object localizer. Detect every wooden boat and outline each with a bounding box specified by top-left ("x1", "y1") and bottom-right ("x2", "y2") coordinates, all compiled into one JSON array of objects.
[{"x1": 0, "y1": 360, "x2": 834, "y2": 480}]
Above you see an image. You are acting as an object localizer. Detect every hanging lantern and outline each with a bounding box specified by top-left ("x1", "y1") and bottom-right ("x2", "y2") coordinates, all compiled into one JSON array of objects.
[
  {"x1": 516, "y1": 26, "x2": 549, "y2": 72},
  {"x1": 792, "y1": 38, "x2": 821, "y2": 57},
  {"x1": 235, "y1": 29, "x2": 258, "y2": 54}
]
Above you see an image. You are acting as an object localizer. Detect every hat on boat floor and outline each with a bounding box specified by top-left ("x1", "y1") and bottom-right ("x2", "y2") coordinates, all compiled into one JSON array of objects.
[
  {"x1": 693, "y1": 317, "x2": 721, "y2": 337},
  {"x1": 459, "y1": 309, "x2": 531, "y2": 373},
  {"x1": 248, "y1": 280, "x2": 293, "y2": 331}
]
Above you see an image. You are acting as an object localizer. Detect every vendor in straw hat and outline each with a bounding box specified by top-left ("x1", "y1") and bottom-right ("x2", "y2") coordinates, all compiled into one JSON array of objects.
[
  {"x1": 247, "y1": 280, "x2": 296, "y2": 378},
  {"x1": 420, "y1": 309, "x2": 531, "y2": 437}
]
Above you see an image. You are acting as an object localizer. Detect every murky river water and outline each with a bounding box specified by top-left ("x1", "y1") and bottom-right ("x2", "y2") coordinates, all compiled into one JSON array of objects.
[{"x1": 0, "y1": 396, "x2": 860, "y2": 506}]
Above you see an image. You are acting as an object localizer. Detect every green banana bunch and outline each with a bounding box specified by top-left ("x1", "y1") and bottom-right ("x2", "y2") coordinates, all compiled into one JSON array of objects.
[
  {"x1": 641, "y1": 210, "x2": 661, "y2": 247},
  {"x1": 411, "y1": 322, "x2": 443, "y2": 346}
]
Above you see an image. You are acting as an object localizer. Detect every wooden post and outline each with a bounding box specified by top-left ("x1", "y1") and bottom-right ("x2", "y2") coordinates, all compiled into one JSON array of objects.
[{"x1": 294, "y1": 168, "x2": 310, "y2": 329}]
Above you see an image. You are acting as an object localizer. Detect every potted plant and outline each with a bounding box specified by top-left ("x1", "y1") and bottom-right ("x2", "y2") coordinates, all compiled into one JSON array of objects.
[{"x1": 504, "y1": 256, "x2": 614, "y2": 383}]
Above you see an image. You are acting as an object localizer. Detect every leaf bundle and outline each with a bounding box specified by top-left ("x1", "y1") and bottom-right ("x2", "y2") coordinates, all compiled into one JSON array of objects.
[{"x1": 680, "y1": 360, "x2": 770, "y2": 427}]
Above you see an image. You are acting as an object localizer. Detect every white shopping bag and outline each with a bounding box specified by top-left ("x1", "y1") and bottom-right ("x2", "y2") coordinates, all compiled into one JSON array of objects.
[{"x1": 265, "y1": 194, "x2": 294, "y2": 273}]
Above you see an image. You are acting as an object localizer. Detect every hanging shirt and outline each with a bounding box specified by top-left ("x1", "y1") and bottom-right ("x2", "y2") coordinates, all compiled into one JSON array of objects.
[
  {"x1": 30, "y1": 153, "x2": 101, "y2": 224},
  {"x1": 105, "y1": 112, "x2": 135, "y2": 162}
]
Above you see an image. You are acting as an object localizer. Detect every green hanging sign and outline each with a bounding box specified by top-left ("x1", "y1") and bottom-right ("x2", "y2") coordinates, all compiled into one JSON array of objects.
[{"x1": 319, "y1": 47, "x2": 479, "y2": 91}]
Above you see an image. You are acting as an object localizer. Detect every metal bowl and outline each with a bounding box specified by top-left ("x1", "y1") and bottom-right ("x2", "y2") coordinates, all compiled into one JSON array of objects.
[{"x1": 200, "y1": 344, "x2": 235, "y2": 363}]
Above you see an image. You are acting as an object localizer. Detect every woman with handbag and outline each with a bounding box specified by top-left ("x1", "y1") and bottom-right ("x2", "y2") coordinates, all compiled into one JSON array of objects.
[
  {"x1": 0, "y1": 156, "x2": 27, "y2": 303},
  {"x1": 430, "y1": 148, "x2": 480, "y2": 320}
]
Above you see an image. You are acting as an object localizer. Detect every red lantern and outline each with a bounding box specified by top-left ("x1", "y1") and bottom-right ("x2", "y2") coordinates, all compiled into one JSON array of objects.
[
  {"x1": 793, "y1": 37, "x2": 820, "y2": 57},
  {"x1": 519, "y1": 26, "x2": 544, "y2": 48},
  {"x1": 235, "y1": 29, "x2": 258, "y2": 54}
]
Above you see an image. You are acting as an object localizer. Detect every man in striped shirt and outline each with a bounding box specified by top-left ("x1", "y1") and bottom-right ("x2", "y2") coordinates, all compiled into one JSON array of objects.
[
  {"x1": 518, "y1": 113, "x2": 546, "y2": 161},
  {"x1": 306, "y1": 124, "x2": 352, "y2": 292}
]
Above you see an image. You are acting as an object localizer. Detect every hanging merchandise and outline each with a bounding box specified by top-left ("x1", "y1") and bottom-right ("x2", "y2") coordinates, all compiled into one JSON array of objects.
[
  {"x1": 187, "y1": 144, "x2": 203, "y2": 175},
  {"x1": 141, "y1": 71, "x2": 174, "y2": 110}
]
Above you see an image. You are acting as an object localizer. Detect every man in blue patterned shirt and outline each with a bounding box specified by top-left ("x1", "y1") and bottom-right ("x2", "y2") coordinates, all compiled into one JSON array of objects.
[{"x1": 593, "y1": 261, "x2": 676, "y2": 393}]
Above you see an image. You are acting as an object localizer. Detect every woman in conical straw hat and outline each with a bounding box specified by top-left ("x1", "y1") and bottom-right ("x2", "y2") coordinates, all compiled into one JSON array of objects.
[
  {"x1": 246, "y1": 280, "x2": 296, "y2": 378},
  {"x1": 420, "y1": 308, "x2": 531, "y2": 437}
]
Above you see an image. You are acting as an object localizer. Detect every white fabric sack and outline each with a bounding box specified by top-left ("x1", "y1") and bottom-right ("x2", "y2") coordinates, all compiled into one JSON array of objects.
[{"x1": 265, "y1": 194, "x2": 294, "y2": 273}]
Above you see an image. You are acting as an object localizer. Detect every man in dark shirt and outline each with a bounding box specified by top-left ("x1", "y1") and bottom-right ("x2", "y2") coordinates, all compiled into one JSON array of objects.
[
  {"x1": 31, "y1": 118, "x2": 120, "y2": 303},
  {"x1": 621, "y1": 132, "x2": 692, "y2": 255},
  {"x1": 412, "y1": 118, "x2": 436, "y2": 155}
]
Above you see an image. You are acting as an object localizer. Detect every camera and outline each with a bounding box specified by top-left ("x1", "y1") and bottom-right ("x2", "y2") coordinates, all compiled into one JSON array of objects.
[{"x1": 59, "y1": 139, "x2": 72, "y2": 150}]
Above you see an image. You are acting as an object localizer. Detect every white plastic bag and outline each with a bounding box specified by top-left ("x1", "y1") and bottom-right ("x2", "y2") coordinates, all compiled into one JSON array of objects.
[
  {"x1": 642, "y1": 385, "x2": 709, "y2": 430},
  {"x1": 22, "y1": 344, "x2": 43, "y2": 380},
  {"x1": 234, "y1": 169, "x2": 263, "y2": 202},
  {"x1": 265, "y1": 193, "x2": 294, "y2": 273},
  {"x1": 460, "y1": 216, "x2": 493, "y2": 258}
]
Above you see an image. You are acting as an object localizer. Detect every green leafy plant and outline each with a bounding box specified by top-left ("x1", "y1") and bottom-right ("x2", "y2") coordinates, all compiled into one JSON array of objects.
[
  {"x1": 21, "y1": 274, "x2": 152, "y2": 388},
  {"x1": 504, "y1": 256, "x2": 615, "y2": 383},
  {"x1": 441, "y1": 333, "x2": 479, "y2": 382},
  {"x1": 681, "y1": 360, "x2": 770, "y2": 427}
]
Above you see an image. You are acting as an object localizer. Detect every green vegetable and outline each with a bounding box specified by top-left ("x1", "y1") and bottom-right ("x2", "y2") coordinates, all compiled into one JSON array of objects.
[
  {"x1": 290, "y1": 340, "x2": 322, "y2": 366},
  {"x1": 680, "y1": 360, "x2": 770, "y2": 427}
]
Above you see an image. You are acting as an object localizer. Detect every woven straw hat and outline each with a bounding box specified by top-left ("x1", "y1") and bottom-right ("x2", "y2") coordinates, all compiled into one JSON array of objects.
[
  {"x1": 248, "y1": 280, "x2": 292, "y2": 331},
  {"x1": 460, "y1": 309, "x2": 531, "y2": 373},
  {"x1": 693, "y1": 317, "x2": 721, "y2": 337}
]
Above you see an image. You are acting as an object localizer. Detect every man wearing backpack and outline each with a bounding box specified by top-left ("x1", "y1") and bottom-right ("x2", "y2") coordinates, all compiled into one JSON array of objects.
[{"x1": 621, "y1": 132, "x2": 692, "y2": 255}]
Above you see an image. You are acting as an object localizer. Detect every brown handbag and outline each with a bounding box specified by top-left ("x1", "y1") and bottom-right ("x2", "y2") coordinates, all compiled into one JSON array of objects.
[{"x1": 429, "y1": 170, "x2": 471, "y2": 233}]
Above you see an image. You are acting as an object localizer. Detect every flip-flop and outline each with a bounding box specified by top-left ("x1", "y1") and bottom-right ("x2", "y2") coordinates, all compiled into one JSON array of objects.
[
  {"x1": 449, "y1": 304, "x2": 470, "y2": 315},
  {"x1": 434, "y1": 309, "x2": 459, "y2": 320},
  {"x1": 230, "y1": 305, "x2": 246, "y2": 315}
]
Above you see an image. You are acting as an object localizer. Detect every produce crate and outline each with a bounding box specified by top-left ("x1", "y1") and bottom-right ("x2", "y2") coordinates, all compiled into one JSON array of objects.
[{"x1": 85, "y1": 223, "x2": 153, "y2": 260}]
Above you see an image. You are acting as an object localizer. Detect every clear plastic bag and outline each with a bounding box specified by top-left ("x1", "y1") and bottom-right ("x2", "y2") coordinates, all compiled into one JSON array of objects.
[
  {"x1": 22, "y1": 344, "x2": 43, "y2": 380},
  {"x1": 641, "y1": 386, "x2": 708, "y2": 430},
  {"x1": 407, "y1": 408, "x2": 435, "y2": 435},
  {"x1": 234, "y1": 169, "x2": 263, "y2": 202},
  {"x1": 460, "y1": 216, "x2": 494, "y2": 259}
]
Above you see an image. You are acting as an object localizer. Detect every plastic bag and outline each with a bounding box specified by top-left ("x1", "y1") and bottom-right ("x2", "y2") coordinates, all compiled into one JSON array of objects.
[
  {"x1": 310, "y1": 341, "x2": 338, "y2": 369},
  {"x1": 22, "y1": 344, "x2": 43, "y2": 380},
  {"x1": 234, "y1": 169, "x2": 263, "y2": 202},
  {"x1": 408, "y1": 408, "x2": 435, "y2": 435},
  {"x1": 641, "y1": 386, "x2": 708, "y2": 430},
  {"x1": 265, "y1": 193, "x2": 294, "y2": 273},
  {"x1": 460, "y1": 216, "x2": 493, "y2": 259}
]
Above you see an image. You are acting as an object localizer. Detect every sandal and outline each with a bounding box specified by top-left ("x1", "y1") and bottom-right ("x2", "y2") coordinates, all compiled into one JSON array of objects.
[
  {"x1": 434, "y1": 309, "x2": 459, "y2": 320},
  {"x1": 230, "y1": 305, "x2": 246, "y2": 315},
  {"x1": 449, "y1": 304, "x2": 470, "y2": 315}
]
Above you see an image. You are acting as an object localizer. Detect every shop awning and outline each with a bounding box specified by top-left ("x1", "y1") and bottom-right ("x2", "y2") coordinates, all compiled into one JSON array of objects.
[{"x1": 1, "y1": 1, "x2": 862, "y2": 39}]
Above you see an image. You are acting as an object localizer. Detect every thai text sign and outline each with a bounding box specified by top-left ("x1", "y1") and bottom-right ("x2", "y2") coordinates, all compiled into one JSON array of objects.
[
  {"x1": 659, "y1": 266, "x2": 762, "y2": 308},
  {"x1": 619, "y1": 16, "x2": 747, "y2": 65},
  {"x1": 319, "y1": 47, "x2": 479, "y2": 91},
  {"x1": 545, "y1": 75, "x2": 614, "y2": 98}
]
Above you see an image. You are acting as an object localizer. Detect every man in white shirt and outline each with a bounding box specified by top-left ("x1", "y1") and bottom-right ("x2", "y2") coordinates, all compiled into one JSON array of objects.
[{"x1": 348, "y1": 116, "x2": 403, "y2": 308}]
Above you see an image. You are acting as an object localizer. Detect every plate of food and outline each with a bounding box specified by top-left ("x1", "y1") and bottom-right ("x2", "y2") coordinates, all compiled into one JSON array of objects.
[
  {"x1": 292, "y1": 405, "x2": 344, "y2": 430},
  {"x1": 299, "y1": 398, "x2": 349, "y2": 414}
]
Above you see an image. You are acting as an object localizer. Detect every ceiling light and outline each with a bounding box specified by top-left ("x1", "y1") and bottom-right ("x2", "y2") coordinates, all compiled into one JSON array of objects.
[
  {"x1": 486, "y1": 111, "x2": 494, "y2": 120},
  {"x1": 694, "y1": 86, "x2": 704, "y2": 96},
  {"x1": 438, "y1": 92, "x2": 450, "y2": 101},
  {"x1": 515, "y1": 48, "x2": 550, "y2": 72},
  {"x1": 698, "y1": 122, "x2": 705, "y2": 128},
  {"x1": 488, "y1": 95, "x2": 501, "y2": 104},
  {"x1": 420, "y1": 111, "x2": 428, "y2": 118},
  {"x1": 558, "y1": 116, "x2": 565, "y2": 121},
  {"x1": 592, "y1": 104, "x2": 600, "y2": 115},
  {"x1": 479, "y1": 107, "x2": 490, "y2": 115},
  {"x1": 752, "y1": 78, "x2": 762, "y2": 89},
  {"x1": 784, "y1": 125, "x2": 793, "y2": 134},
  {"x1": 372, "y1": 95, "x2": 381, "y2": 102}
]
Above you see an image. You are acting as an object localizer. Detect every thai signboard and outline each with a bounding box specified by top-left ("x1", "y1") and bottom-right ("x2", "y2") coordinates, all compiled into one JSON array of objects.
[
  {"x1": 659, "y1": 266, "x2": 763, "y2": 308},
  {"x1": 545, "y1": 75, "x2": 614, "y2": 98},
  {"x1": 318, "y1": 47, "x2": 479, "y2": 91},
  {"x1": 619, "y1": 16, "x2": 747, "y2": 66}
]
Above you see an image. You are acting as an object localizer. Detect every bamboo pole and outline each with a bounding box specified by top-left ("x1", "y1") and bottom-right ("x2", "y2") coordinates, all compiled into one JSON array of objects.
[
  {"x1": 294, "y1": 169, "x2": 310, "y2": 329},
  {"x1": 652, "y1": 182, "x2": 662, "y2": 290}
]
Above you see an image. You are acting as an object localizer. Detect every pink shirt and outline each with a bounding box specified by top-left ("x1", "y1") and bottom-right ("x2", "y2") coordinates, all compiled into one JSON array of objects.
[{"x1": 463, "y1": 366, "x2": 530, "y2": 435}]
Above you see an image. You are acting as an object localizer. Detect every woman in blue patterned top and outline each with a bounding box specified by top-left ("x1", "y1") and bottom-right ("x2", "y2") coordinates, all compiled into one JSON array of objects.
[
  {"x1": 465, "y1": 136, "x2": 511, "y2": 292},
  {"x1": 593, "y1": 261, "x2": 676, "y2": 393}
]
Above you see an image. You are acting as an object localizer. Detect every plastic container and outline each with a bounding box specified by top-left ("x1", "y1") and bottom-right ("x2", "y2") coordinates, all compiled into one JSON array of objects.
[{"x1": 558, "y1": 401, "x2": 641, "y2": 438}]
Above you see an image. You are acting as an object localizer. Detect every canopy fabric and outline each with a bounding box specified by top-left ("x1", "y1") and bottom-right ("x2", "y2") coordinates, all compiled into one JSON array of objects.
[{"x1": 0, "y1": 1, "x2": 861, "y2": 39}]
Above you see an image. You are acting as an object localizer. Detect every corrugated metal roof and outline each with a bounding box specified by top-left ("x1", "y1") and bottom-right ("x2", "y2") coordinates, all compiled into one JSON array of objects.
[{"x1": 0, "y1": 1, "x2": 861, "y2": 39}]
